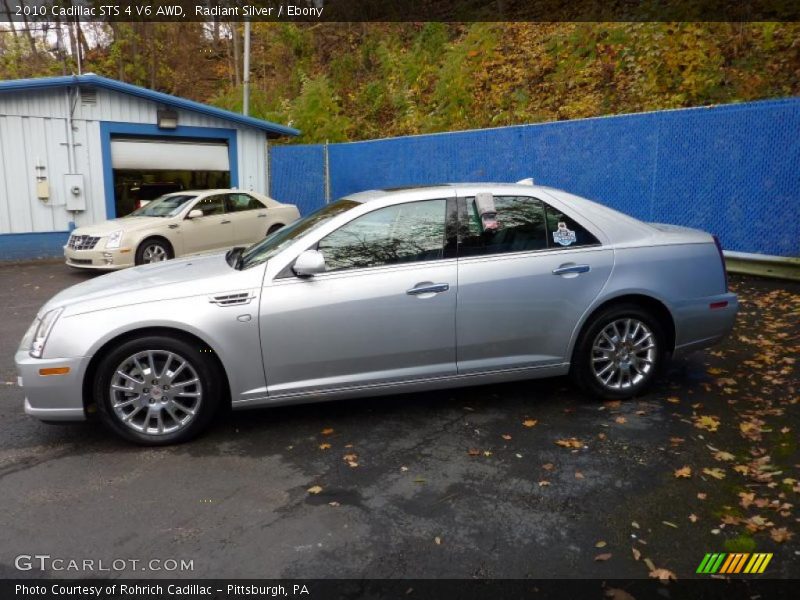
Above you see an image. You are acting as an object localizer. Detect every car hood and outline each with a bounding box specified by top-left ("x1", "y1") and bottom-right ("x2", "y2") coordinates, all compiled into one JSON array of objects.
[
  {"x1": 71, "y1": 217, "x2": 170, "y2": 236},
  {"x1": 43, "y1": 252, "x2": 243, "y2": 315}
]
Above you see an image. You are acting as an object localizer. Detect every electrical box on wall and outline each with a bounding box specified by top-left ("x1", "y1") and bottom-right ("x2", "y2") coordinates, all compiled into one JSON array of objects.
[
  {"x1": 64, "y1": 174, "x2": 86, "y2": 211},
  {"x1": 36, "y1": 180, "x2": 50, "y2": 200}
]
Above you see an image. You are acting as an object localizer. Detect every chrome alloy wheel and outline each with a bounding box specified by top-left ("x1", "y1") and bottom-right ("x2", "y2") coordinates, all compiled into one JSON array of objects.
[
  {"x1": 142, "y1": 244, "x2": 168, "y2": 263},
  {"x1": 590, "y1": 318, "x2": 657, "y2": 390},
  {"x1": 109, "y1": 350, "x2": 202, "y2": 436}
]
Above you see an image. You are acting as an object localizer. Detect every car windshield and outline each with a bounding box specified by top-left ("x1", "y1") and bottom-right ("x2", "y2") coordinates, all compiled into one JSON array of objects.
[
  {"x1": 238, "y1": 199, "x2": 360, "y2": 270},
  {"x1": 127, "y1": 194, "x2": 197, "y2": 218}
]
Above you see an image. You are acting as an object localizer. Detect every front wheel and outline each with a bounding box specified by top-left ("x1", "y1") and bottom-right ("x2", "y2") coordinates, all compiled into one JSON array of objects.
[
  {"x1": 94, "y1": 335, "x2": 222, "y2": 445},
  {"x1": 135, "y1": 238, "x2": 173, "y2": 265},
  {"x1": 571, "y1": 304, "x2": 665, "y2": 400}
]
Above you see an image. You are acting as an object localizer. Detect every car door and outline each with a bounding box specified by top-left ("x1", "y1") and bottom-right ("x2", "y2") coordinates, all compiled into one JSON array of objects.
[
  {"x1": 259, "y1": 196, "x2": 458, "y2": 397},
  {"x1": 182, "y1": 194, "x2": 235, "y2": 254},
  {"x1": 225, "y1": 193, "x2": 270, "y2": 245},
  {"x1": 456, "y1": 194, "x2": 614, "y2": 374}
]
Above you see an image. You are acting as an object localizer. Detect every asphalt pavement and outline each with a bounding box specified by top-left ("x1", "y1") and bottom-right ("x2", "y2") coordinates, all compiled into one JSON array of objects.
[{"x1": 0, "y1": 261, "x2": 797, "y2": 580}]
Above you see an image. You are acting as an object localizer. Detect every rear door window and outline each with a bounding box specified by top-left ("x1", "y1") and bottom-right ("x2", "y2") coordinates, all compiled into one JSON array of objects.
[
  {"x1": 459, "y1": 196, "x2": 548, "y2": 257},
  {"x1": 227, "y1": 193, "x2": 265, "y2": 212}
]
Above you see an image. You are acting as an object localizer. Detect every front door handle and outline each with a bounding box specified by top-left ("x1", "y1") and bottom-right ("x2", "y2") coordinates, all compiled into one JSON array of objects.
[
  {"x1": 257, "y1": 213, "x2": 267, "y2": 218},
  {"x1": 552, "y1": 264, "x2": 590, "y2": 275},
  {"x1": 221, "y1": 220, "x2": 231, "y2": 225},
  {"x1": 406, "y1": 283, "x2": 450, "y2": 296}
]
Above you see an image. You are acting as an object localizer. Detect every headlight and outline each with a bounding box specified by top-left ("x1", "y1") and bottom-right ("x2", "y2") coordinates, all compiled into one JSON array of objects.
[
  {"x1": 106, "y1": 230, "x2": 123, "y2": 249},
  {"x1": 29, "y1": 307, "x2": 63, "y2": 358}
]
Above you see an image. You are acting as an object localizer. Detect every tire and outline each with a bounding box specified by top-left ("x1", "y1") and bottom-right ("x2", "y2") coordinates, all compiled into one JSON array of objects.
[
  {"x1": 571, "y1": 303, "x2": 666, "y2": 400},
  {"x1": 267, "y1": 223, "x2": 285, "y2": 236},
  {"x1": 93, "y1": 335, "x2": 223, "y2": 445},
  {"x1": 135, "y1": 238, "x2": 173, "y2": 265}
]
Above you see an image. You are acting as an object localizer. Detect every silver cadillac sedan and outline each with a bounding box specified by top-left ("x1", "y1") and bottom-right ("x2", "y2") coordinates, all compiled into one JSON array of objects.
[{"x1": 15, "y1": 183, "x2": 738, "y2": 444}]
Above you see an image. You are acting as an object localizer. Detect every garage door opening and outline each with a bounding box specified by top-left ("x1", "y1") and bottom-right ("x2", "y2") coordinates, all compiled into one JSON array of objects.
[{"x1": 110, "y1": 137, "x2": 231, "y2": 216}]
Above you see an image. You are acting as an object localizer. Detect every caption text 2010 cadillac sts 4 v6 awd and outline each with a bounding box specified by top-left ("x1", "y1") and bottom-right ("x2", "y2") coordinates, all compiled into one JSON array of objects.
[{"x1": 15, "y1": 183, "x2": 738, "y2": 445}]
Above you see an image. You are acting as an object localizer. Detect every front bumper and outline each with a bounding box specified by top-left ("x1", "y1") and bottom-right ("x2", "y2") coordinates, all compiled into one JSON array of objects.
[
  {"x1": 15, "y1": 350, "x2": 88, "y2": 421},
  {"x1": 64, "y1": 245, "x2": 135, "y2": 270}
]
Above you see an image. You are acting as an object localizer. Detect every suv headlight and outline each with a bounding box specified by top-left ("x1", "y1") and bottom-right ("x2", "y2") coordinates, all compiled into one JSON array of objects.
[
  {"x1": 106, "y1": 230, "x2": 123, "y2": 249},
  {"x1": 27, "y1": 307, "x2": 64, "y2": 358}
]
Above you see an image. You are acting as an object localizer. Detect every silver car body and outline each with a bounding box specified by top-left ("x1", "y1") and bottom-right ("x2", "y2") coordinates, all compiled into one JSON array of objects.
[{"x1": 15, "y1": 183, "x2": 738, "y2": 422}]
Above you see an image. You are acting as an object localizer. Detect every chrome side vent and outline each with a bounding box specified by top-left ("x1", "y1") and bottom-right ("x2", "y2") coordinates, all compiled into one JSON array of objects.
[{"x1": 209, "y1": 292, "x2": 255, "y2": 307}]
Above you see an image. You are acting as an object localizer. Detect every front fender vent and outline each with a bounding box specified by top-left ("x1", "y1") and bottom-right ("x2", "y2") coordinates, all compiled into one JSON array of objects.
[{"x1": 209, "y1": 292, "x2": 256, "y2": 307}]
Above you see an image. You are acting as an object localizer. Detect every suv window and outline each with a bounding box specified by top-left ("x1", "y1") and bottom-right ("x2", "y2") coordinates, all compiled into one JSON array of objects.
[
  {"x1": 318, "y1": 199, "x2": 447, "y2": 272},
  {"x1": 460, "y1": 196, "x2": 548, "y2": 257},
  {"x1": 194, "y1": 195, "x2": 226, "y2": 216},
  {"x1": 227, "y1": 193, "x2": 264, "y2": 212},
  {"x1": 544, "y1": 204, "x2": 600, "y2": 248}
]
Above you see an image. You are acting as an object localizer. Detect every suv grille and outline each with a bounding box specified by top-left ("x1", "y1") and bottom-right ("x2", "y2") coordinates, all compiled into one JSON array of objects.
[{"x1": 68, "y1": 235, "x2": 100, "y2": 250}]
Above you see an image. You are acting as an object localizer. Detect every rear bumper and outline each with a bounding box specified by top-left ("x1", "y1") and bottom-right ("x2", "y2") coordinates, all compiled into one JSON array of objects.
[
  {"x1": 15, "y1": 350, "x2": 88, "y2": 422},
  {"x1": 672, "y1": 292, "x2": 738, "y2": 358}
]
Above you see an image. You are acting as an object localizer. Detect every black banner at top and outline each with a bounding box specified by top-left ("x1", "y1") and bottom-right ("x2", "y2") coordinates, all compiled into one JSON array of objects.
[{"x1": 1, "y1": 0, "x2": 800, "y2": 23}]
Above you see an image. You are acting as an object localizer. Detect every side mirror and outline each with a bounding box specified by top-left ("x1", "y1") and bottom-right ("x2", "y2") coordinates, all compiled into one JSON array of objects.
[
  {"x1": 293, "y1": 249, "x2": 326, "y2": 277},
  {"x1": 186, "y1": 209, "x2": 203, "y2": 219}
]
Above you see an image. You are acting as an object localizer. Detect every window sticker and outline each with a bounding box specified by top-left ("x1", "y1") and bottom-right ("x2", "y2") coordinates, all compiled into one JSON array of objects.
[{"x1": 552, "y1": 221, "x2": 577, "y2": 246}]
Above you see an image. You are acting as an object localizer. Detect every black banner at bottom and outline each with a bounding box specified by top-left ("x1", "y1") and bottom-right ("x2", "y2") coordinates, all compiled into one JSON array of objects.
[{"x1": 2, "y1": 579, "x2": 798, "y2": 600}]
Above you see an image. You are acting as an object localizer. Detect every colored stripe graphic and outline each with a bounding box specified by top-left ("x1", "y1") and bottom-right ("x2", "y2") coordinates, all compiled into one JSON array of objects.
[{"x1": 696, "y1": 553, "x2": 775, "y2": 574}]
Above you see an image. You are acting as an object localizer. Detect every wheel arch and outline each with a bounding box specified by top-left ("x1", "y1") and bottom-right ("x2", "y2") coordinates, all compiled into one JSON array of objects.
[
  {"x1": 81, "y1": 326, "x2": 231, "y2": 415},
  {"x1": 569, "y1": 293, "x2": 676, "y2": 364},
  {"x1": 136, "y1": 235, "x2": 175, "y2": 261}
]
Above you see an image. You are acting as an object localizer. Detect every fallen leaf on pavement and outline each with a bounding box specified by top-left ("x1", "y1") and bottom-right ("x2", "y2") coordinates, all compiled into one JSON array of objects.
[
  {"x1": 662, "y1": 521, "x2": 678, "y2": 528},
  {"x1": 594, "y1": 553, "x2": 612, "y2": 561},
  {"x1": 468, "y1": 448, "x2": 480, "y2": 456},
  {"x1": 595, "y1": 540, "x2": 607, "y2": 548},
  {"x1": 674, "y1": 466, "x2": 692, "y2": 478},
  {"x1": 739, "y1": 492, "x2": 755, "y2": 509},
  {"x1": 615, "y1": 416, "x2": 627, "y2": 424},
  {"x1": 307, "y1": 485, "x2": 323, "y2": 494},
  {"x1": 575, "y1": 471, "x2": 585, "y2": 479},
  {"x1": 321, "y1": 428, "x2": 334, "y2": 435},
  {"x1": 523, "y1": 419, "x2": 538, "y2": 428},
  {"x1": 501, "y1": 434, "x2": 512, "y2": 440},
  {"x1": 649, "y1": 568, "x2": 677, "y2": 582},
  {"x1": 319, "y1": 443, "x2": 331, "y2": 450},
  {"x1": 697, "y1": 493, "x2": 707, "y2": 500},
  {"x1": 770, "y1": 527, "x2": 794, "y2": 543},
  {"x1": 631, "y1": 547, "x2": 641, "y2": 561},
  {"x1": 542, "y1": 463, "x2": 555, "y2": 471},
  {"x1": 538, "y1": 480, "x2": 550, "y2": 487},
  {"x1": 694, "y1": 415, "x2": 720, "y2": 432},
  {"x1": 713, "y1": 450, "x2": 735, "y2": 462},
  {"x1": 689, "y1": 514, "x2": 698, "y2": 523},
  {"x1": 666, "y1": 396, "x2": 680, "y2": 404},
  {"x1": 483, "y1": 450, "x2": 492, "y2": 457},
  {"x1": 434, "y1": 536, "x2": 442, "y2": 545},
  {"x1": 328, "y1": 501, "x2": 340, "y2": 507},
  {"x1": 555, "y1": 438, "x2": 583, "y2": 448},
  {"x1": 703, "y1": 467, "x2": 726, "y2": 479}
]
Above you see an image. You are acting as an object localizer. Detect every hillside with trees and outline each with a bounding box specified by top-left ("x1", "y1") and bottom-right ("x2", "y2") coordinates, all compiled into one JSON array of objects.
[{"x1": 1, "y1": 22, "x2": 799, "y2": 142}]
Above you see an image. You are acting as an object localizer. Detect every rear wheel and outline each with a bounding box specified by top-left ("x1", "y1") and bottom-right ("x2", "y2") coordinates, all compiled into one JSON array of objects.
[
  {"x1": 571, "y1": 304, "x2": 665, "y2": 399},
  {"x1": 135, "y1": 238, "x2": 173, "y2": 265},
  {"x1": 94, "y1": 335, "x2": 222, "y2": 445}
]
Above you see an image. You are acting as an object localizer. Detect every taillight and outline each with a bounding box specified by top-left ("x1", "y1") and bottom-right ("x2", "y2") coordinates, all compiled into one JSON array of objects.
[{"x1": 712, "y1": 235, "x2": 728, "y2": 292}]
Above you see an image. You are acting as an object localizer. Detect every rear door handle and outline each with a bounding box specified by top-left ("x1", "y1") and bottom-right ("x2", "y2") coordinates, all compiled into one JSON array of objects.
[
  {"x1": 257, "y1": 213, "x2": 267, "y2": 218},
  {"x1": 406, "y1": 283, "x2": 450, "y2": 295},
  {"x1": 221, "y1": 220, "x2": 231, "y2": 225},
  {"x1": 552, "y1": 264, "x2": 590, "y2": 275}
]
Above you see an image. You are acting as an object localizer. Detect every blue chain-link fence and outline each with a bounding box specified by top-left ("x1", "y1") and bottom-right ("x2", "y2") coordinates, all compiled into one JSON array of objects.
[{"x1": 270, "y1": 99, "x2": 800, "y2": 257}]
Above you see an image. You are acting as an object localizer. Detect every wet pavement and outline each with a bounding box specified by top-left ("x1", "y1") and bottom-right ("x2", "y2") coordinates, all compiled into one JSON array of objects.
[{"x1": 0, "y1": 261, "x2": 797, "y2": 580}]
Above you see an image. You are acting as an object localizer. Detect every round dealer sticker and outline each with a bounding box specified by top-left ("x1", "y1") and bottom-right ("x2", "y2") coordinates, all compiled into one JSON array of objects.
[{"x1": 552, "y1": 222, "x2": 577, "y2": 246}]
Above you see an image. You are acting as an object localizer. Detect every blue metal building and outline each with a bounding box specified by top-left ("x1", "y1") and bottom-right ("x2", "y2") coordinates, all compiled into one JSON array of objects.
[{"x1": 0, "y1": 74, "x2": 298, "y2": 260}]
